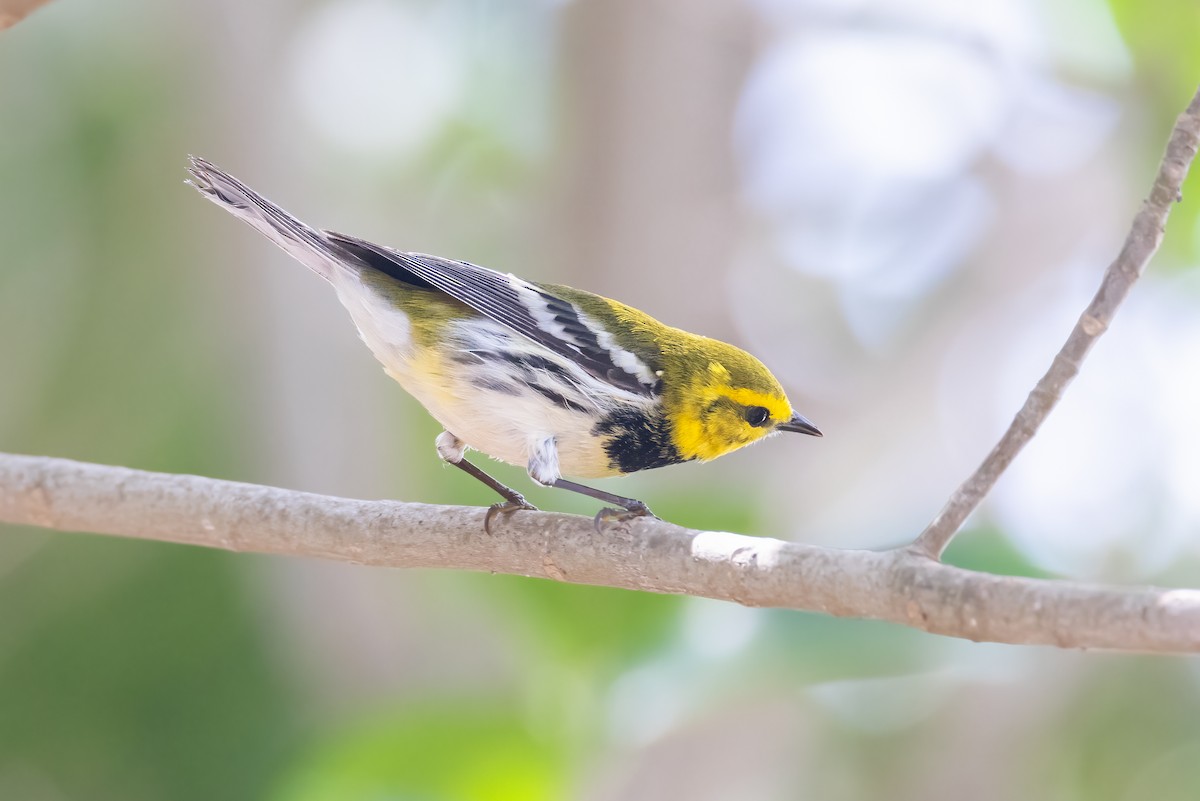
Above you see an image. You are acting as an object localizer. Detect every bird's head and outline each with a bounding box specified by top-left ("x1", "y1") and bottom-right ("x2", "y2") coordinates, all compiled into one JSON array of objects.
[{"x1": 665, "y1": 340, "x2": 821, "y2": 463}]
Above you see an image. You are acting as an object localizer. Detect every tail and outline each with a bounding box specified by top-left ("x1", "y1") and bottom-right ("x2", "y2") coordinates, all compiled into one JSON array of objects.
[{"x1": 186, "y1": 155, "x2": 356, "y2": 283}]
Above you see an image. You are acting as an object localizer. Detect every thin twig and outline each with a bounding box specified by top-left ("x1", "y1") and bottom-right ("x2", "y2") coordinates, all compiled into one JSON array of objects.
[
  {"x1": 912, "y1": 86, "x2": 1200, "y2": 559},
  {"x1": 1, "y1": 452, "x2": 1197, "y2": 653}
]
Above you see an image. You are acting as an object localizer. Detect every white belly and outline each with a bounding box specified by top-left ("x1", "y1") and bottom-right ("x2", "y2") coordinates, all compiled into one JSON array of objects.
[{"x1": 397, "y1": 364, "x2": 618, "y2": 478}]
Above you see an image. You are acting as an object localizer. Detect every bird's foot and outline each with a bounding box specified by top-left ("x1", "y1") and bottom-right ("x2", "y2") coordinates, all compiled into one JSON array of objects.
[
  {"x1": 593, "y1": 500, "x2": 657, "y2": 533},
  {"x1": 484, "y1": 496, "x2": 538, "y2": 534}
]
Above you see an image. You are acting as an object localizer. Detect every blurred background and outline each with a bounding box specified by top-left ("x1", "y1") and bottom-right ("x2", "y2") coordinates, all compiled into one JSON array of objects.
[{"x1": 2, "y1": 0, "x2": 1200, "y2": 798}]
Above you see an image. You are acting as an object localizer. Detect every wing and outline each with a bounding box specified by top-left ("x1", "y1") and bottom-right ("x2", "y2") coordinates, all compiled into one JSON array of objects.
[{"x1": 325, "y1": 232, "x2": 662, "y2": 397}]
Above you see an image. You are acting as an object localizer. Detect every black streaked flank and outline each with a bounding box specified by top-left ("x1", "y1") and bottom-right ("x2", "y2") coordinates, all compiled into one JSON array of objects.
[
  {"x1": 471, "y1": 377, "x2": 523, "y2": 395},
  {"x1": 592, "y1": 408, "x2": 686, "y2": 474},
  {"x1": 464, "y1": 350, "x2": 579, "y2": 384},
  {"x1": 461, "y1": 349, "x2": 591, "y2": 410},
  {"x1": 460, "y1": 349, "x2": 525, "y2": 367},
  {"x1": 528, "y1": 384, "x2": 590, "y2": 414},
  {"x1": 518, "y1": 353, "x2": 575, "y2": 379}
]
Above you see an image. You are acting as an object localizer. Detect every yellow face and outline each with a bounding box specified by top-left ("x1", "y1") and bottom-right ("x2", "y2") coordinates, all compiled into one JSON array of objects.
[{"x1": 669, "y1": 361, "x2": 793, "y2": 463}]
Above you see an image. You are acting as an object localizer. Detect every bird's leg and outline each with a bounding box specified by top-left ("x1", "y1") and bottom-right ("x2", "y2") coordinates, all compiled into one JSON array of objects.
[
  {"x1": 436, "y1": 431, "x2": 536, "y2": 533},
  {"x1": 547, "y1": 478, "x2": 657, "y2": 531},
  {"x1": 524, "y1": 436, "x2": 656, "y2": 530},
  {"x1": 525, "y1": 436, "x2": 653, "y2": 530}
]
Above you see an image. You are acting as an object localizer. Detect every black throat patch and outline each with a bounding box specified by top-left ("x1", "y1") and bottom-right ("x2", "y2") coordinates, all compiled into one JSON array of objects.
[{"x1": 592, "y1": 408, "x2": 686, "y2": 474}]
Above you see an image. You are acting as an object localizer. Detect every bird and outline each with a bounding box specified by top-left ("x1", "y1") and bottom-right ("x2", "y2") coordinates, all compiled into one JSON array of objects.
[{"x1": 186, "y1": 156, "x2": 821, "y2": 530}]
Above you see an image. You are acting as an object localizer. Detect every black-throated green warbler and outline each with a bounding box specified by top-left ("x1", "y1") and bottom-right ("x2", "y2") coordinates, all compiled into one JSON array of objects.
[{"x1": 187, "y1": 157, "x2": 821, "y2": 528}]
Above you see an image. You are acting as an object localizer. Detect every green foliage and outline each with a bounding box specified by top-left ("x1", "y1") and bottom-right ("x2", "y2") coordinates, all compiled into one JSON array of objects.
[
  {"x1": 942, "y1": 526, "x2": 1054, "y2": 579},
  {"x1": 481, "y1": 576, "x2": 683, "y2": 670},
  {"x1": 0, "y1": 537, "x2": 298, "y2": 801},
  {"x1": 1106, "y1": 0, "x2": 1200, "y2": 266},
  {"x1": 270, "y1": 704, "x2": 566, "y2": 801},
  {"x1": 1027, "y1": 660, "x2": 1200, "y2": 801},
  {"x1": 759, "y1": 612, "x2": 944, "y2": 683}
]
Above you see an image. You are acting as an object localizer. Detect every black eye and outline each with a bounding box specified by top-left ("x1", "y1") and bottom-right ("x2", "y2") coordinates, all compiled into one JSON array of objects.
[{"x1": 745, "y1": 406, "x2": 770, "y2": 427}]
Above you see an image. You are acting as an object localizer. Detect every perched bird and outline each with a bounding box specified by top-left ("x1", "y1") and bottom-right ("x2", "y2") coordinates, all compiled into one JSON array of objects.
[{"x1": 186, "y1": 156, "x2": 820, "y2": 529}]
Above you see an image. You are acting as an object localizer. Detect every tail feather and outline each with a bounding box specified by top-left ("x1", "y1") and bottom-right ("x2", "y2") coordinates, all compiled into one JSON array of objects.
[
  {"x1": 324, "y1": 231, "x2": 438, "y2": 291},
  {"x1": 186, "y1": 155, "x2": 355, "y2": 282}
]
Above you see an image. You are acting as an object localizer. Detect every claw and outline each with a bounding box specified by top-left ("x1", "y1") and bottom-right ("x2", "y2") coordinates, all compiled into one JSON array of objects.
[
  {"x1": 592, "y1": 501, "x2": 657, "y2": 533},
  {"x1": 484, "y1": 496, "x2": 538, "y2": 534}
]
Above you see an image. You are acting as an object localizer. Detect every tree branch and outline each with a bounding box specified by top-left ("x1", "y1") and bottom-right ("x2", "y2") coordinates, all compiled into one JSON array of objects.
[
  {"x1": 1, "y1": 452, "x2": 1197, "y2": 653},
  {"x1": 913, "y1": 86, "x2": 1200, "y2": 559}
]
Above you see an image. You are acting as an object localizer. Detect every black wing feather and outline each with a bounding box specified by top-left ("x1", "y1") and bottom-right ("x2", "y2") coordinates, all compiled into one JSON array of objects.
[{"x1": 325, "y1": 232, "x2": 657, "y2": 397}]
